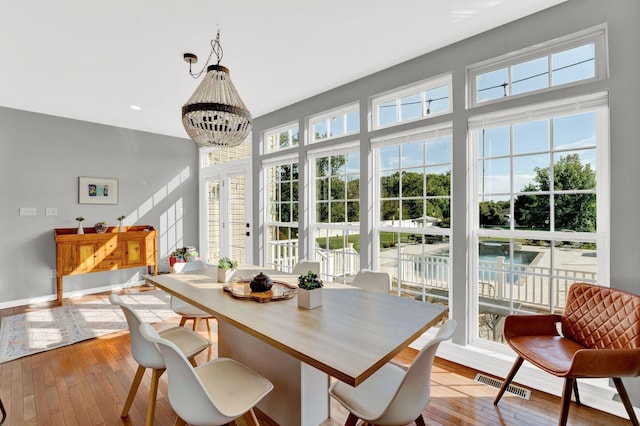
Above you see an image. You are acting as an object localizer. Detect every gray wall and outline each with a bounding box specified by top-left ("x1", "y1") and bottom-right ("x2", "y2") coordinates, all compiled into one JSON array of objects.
[
  {"x1": 0, "y1": 107, "x2": 199, "y2": 305},
  {"x1": 250, "y1": 0, "x2": 640, "y2": 406}
]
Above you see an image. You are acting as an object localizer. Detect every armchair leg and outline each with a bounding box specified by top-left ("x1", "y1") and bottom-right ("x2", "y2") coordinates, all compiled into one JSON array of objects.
[
  {"x1": 345, "y1": 413, "x2": 359, "y2": 426},
  {"x1": 559, "y1": 378, "x2": 575, "y2": 426},
  {"x1": 573, "y1": 379, "x2": 581, "y2": 406},
  {"x1": 415, "y1": 413, "x2": 426, "y2": 425},
  {"x1": 121, "y1": 364, "x2": 146, "y2": 417},
  {"x1": 0, "y1": 395, "x2": 6, "y2": 425},
  {"x1": 494, "y1": 356, "x2": 524, "y2": 405},
  {"x1": 613, "y1": 378, "x2": 640, "y2": 426}
]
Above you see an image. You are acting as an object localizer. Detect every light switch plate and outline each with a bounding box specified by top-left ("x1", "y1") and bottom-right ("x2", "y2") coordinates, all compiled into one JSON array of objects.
[
  {"x1": 19, "y1": 207, "x2": 36, "y2": 216},
  {"x1": 46, "y1": 207, "x2": 58, "y2": 216}
]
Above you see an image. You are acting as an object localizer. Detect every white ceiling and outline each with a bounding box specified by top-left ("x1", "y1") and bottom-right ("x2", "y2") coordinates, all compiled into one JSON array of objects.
[{"x1": 0, "y1": 0, "x2": 565, "y2": 139}]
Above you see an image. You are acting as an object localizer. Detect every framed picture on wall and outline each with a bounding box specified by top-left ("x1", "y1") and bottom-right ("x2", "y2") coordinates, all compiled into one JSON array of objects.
[{"x1": 78, "y1": 176, "x2": 118, "y2": 204}]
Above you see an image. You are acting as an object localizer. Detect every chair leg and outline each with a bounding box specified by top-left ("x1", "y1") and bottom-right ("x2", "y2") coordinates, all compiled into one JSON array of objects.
[
  {"x1": 121, "y1": 364, "x2": 146, "y2": 417},
  {"x1": 205, "y1": 318, "x2": 213, "y2": 341},
  {"x1": 613, "y1": 377, "x2": 640, "y2": 426},
  {"x1": 174, "y1": 416, "x2": 187, "y2": 426},
  {"x1": 146, "y1": 368, "x2": 165, "y2": 426},
  {"x1": 415, "y1": 413, "x2": 426, "y2": 425},
  {"x1": 558, "y1": 378, "x2": 575, "y2": 426},
  {"x1": 242, "y1": 408, "x2": 260, "y2": 426},
  {"x1": 345, "y1": 412, "x2": 359, "y2": 426},
  {"x1": 494, "y1": 356, "x2": 524, "y2": 405},
  {"x1": 0, "y1": 395, "x2": 6, "y2": 425},
  {"x1": 179, "y1": 316, "x2": 188, "y2": 327},
  {"x1": 573, "y1": 379, "x2": 581, "y2": 406},
  {"x1": 193, "y1": 317, "x2": 201, "y2": 332}
]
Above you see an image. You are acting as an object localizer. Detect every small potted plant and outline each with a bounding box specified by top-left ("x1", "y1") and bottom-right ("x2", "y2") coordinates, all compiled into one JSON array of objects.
[
  {"x1": 117, "y1": 215, "x2": 126, "y2": 232},
  {"x1": 217, "y1": 257, "x2": 238, "y2": 283},
  {"x1": 297, "y1": 270, "x2": 323, "y2": 309},
  {"x1": 75, "y1": 216, "x2": 85, "y2": 234}
]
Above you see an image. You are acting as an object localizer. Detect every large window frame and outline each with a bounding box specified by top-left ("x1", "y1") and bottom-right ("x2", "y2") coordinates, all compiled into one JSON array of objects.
[
  {"x1": 308, "y1": 103, "x2": 360, "y2": 144},
  {"x1": 468, "y1": 92, "x2": 610, "y2": 343}
]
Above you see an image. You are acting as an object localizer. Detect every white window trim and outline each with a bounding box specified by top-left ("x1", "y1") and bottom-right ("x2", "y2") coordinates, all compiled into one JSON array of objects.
[
  {"x1": 307, "y1": 103, "x2": 360, "y2": 144},
  {"x1": 370, "y1": 73, "x2": 453, "y2": 131},
  {"x1": 467, "y1": 24, "x2": 608, "y2": 109},
  {"x1": 262, "y1": 121, "x2": 300, "y2": 154}
]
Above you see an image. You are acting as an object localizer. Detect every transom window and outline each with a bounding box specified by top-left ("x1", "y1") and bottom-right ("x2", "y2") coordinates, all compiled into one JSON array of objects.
[
  {"x1": 309, "y1": 104, "x2": 359, "y2": 143},
  {"x1": 264, "y1": 123, "x2": 299, "y2": 153},
  {"x1": 371, "y1": 74, "x2": 452, "y2": 130},
  {"x1": 468, "y1": 25, "x2": 607, "y2": 107},
  {"x1": 202, "y1": 140, "x2": 251, "y2": 166}
]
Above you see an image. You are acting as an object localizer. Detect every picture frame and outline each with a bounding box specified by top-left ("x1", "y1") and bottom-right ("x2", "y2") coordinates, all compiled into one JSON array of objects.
[{"x1": 78, "y1": 176, "x2": 118, "y2": 204}]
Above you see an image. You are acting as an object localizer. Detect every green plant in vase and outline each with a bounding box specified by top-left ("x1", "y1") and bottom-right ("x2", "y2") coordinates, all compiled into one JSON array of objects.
[
  {"x1": 75, "y1": 216, "x2": 85, "y2": 235},
  {"x1": 117, "y1": 215, "x2": 126, "y2": 232},
  {"x1": 297, "y1": 270, "x2": 323, "y2": 309},
  {"x1": 217, "y1": 257, "x2": 238, "y2": 283}
]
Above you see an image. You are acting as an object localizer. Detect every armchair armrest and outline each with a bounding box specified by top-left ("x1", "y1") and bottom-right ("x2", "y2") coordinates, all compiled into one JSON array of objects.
[
  {"x1": 569, "y1": 348, "x2": 640, "y2": 378},
  {"x1": 503, "y1": 314, "x2": 562, "y2": 340}
]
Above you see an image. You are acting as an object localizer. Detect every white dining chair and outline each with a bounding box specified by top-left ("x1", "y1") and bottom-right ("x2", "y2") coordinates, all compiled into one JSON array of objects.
[
  {"x1": 170, "y1": 260, "x2": 215, "y2": 340},
  {"x1": 329, "y1": 319, "x2": 457, "y2": 426},
  {"x1": 351, "y1": 269, "x2": 392, "y2": 294},
  {"x1": 138, "y1": 322, "x2": 274, "y2": 426},
  {"x1": 109, "y1": 293, "x2": 211, "y2": 426},
  {"x1": 291, "y1": 259, "x2": 320, "y2": 275}
]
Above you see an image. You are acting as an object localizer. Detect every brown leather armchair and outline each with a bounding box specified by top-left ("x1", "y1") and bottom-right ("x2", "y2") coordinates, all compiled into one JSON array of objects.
[{"x1": 494, "y1": 282, "x2": 640, "y2": 426}]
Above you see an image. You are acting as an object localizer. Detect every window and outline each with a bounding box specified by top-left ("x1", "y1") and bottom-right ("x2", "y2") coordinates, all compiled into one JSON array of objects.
[
  {"x1": 309, "y1": 104, "x2": 359, "y2": 143},
  {"x1": 264, "y1": 123, "x2": 299, "y2": 153},
  {"x1": 371, "y1": 74, "x2": 452, "y2": 130},
  {"x1": 309, "y1": 145, "x2": 361, "y2": 282},
  {"x1": 468, "y1": 25, "x2": 607, "y2": 107},
  {"x1": 469, "y1": 92, "x2": 609, "y2": 342},
  {"x1": 264, "y1": 157, "x2": 300, "y2": 271},
  {"x1": 373, "y1": 125, "x2": 452, "y2": 299},
  {"x1": 202, "y1": 139, "x2": 251, "y2": 166}
]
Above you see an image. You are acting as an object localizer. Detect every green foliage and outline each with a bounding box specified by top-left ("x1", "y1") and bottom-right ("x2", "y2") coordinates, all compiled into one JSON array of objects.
[
  {"x1": 217, "y1": 257, "x2": 238, "y2": 270},
  {"x1": 514, "y1": 154, "x2": 596, "y2": 232},
  {"x1": 479, "y1": 200, "x2": 509, "y2": 227},
  {"x1": 75, "y1": 216, "x2": 84, "y2": 222},
  {"x1": 298, "y1": 270, "x2": 323, "y2": 290}
]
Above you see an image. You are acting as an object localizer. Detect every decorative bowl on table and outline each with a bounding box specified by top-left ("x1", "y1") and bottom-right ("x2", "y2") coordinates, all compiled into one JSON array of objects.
[
  {"x1": 94, "y1": 221, "x2": 108, "y2": 233},
  {"x1": 250, "y1": 272, "x2": 274, "y2": 292}
]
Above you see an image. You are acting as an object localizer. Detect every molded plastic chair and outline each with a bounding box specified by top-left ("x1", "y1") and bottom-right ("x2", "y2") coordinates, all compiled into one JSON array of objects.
[
  {"x1": 352, "y1": 269, "x2": 392, "y2": 294},
  {"x1": 291, "y1": 259, "x2": 320, "y2": 275},
  {"x1": 139, "y1": 322, "x2": 273, "y2": 426},
  {"x1": 494, "y1": 283, "x2": 640, "y2": 426},
  {"x1": 329, "y1": 319, "x2": 456, "y2": 426},
  {"x1": 109, "y1": 293, "x2": 211, "y2": 426},
  {"x1": 171, "y1": 260, "x2": 215, "y2": 340}
]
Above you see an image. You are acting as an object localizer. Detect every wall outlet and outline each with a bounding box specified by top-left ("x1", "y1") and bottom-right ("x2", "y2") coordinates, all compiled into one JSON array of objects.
[
  {"x1": 46, "y1": 207, "x2": 58, "y2": 217},
  {"x1": 50, "y1": 270, "x2": 57, "y2": 279}
]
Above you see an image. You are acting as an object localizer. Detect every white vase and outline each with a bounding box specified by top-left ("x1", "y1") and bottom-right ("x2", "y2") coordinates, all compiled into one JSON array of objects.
[
  {"x1": 118, "y1": 222, "x2": 124, "y2": 232},
  {"x1": 298, "y1": 288, "x2": 323, "y2": 309},
  {"x1": 77, "y1": 223, "x2": 84, "y2": 234},
  {"x1": 217, "y1": 268, "x2": 236, "y2": 283}
]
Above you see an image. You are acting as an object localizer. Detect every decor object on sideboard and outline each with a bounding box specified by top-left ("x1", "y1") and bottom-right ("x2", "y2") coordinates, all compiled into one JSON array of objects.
[
  {"x1": 297, "y1": 270, "x2": 323, "y2": 309},
  {"x1": 181, "y1": 30, "x2": 251, "y2": 148},
  {"x1": 117, "y1": 215, "x2": 126, "y2": 232},
  {"x1": 94, "y1": 221, "x2": 108, "y2": 233},
  {"x1": 75, "y1": 216, "x2": 85, "y2": 234},
  {"x1": 217, "y1": 257, "x2": 238, "y2": 283},
  {"x1": 250, "y1": 272, "x2": 274, "y2": 292},
  {"x1": 78, "y1": 176, "x2": 118, "y2": 204}
]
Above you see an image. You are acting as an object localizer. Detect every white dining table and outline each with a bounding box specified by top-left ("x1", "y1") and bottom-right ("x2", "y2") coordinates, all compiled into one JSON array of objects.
[{"x1": 147, "y1": 264, "x2": 448, "y2": 426}]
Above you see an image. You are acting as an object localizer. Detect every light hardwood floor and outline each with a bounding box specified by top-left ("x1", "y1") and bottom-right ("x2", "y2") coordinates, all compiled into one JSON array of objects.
[{"x1": 0, "y1": 287, "x2": 632, "y2": 426}]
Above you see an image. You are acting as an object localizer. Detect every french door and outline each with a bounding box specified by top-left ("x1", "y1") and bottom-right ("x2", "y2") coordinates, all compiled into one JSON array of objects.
[{"x1": 201, "y1": 163, "x2": 252, "y2": 265}]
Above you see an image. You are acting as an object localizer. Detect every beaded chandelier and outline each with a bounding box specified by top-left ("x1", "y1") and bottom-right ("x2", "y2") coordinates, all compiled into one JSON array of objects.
[{"x1": 181, "y1": 31, "x2": 251, "y2": 147}]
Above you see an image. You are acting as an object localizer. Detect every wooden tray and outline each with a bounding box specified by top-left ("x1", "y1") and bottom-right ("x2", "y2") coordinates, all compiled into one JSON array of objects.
[{"x1": 223, "y1": 280, "x2": 297, "y2": 303}]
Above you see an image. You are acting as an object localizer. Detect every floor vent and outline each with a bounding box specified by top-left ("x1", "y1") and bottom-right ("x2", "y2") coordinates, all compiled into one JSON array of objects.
[{"x1": 474, "y1": 373, "x2": 531, "y2": 400}]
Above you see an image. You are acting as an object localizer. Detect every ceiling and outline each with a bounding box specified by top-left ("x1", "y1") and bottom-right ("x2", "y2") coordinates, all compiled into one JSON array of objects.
[{"x1": 0, "y1": 0, "x2": 565, "y2": 139}]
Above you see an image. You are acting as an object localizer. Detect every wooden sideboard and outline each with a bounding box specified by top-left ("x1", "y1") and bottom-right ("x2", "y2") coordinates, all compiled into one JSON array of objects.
[{"x1": 54, "y1": 226, "x2": 158, "y2": 303}]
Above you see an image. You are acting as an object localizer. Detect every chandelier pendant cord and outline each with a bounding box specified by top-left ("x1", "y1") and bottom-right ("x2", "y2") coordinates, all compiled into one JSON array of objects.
[{"x1": 189, "y1": 30, "x2": 224, "y2": 79}]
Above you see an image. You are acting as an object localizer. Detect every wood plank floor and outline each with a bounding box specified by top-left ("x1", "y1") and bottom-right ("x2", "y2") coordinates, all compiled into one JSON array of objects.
[{"x1": 0, "y1": 287, "x2": 631, "y2": 426}]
